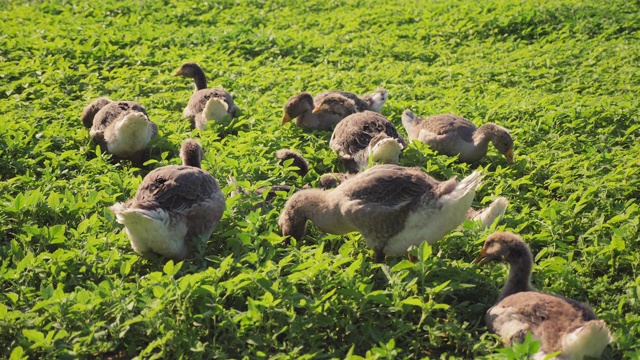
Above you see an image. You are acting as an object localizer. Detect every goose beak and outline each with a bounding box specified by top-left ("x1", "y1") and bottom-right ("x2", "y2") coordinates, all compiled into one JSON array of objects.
[
  {"x1": 312, "y1": 105, "x2": 322, "y2": 114},
  {"x1": 173, "y1": 69, "x2": 183, "y2": 76},
  {"x1": 281, "y1": 112, "x2": 292, "y2": 125},
  {"x1": 473, "y1": 248, "x2": 489, "y2": 265},
  {"x1": 504, "y1": 149, "x2": 514, "y2": 164}
]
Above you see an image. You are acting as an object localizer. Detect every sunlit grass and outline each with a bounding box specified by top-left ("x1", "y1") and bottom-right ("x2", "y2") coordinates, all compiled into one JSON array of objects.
[{"x1": 1, "y1": 0, "x2": 639, "y2": 358}]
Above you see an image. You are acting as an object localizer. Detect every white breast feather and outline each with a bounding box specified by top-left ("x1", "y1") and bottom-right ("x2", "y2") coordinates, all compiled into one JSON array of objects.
[
  {"x1": 381, "y1": 172, "x2": 481, "y2": 256},
  {"x1": 561, "y1": 320, "x2": 611, "y2": 360},
  {"x1": 487, "y1": 305, "x2": 533, "y2": 344},
  {"x1": 111, "y1": 204, "x2": 189, "y2": 259},
  {"x1": 203, "y1": 98, "x2": 229, "y2": 122},
  {"x1": 107, "y1": 113, "x2": 154, "y2": 157}
]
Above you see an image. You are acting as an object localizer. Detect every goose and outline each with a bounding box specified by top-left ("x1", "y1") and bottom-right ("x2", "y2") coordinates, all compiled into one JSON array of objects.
[
  {"x1": 402, "y1": 110, "x2": 514, "y2": 164},
  {"x1": 281, "y1": 88, "x2": 388, "y2": 131},
  {"x1": 278, "y1": 164, "x2": 482, "y2": 262},
  {"x1": 475, "y1": 232, "x2": 612, "y2": 359},
  {"x1": 81, "y1": 98, "x2": 158, "y2": 163},
  {"x1": 110, "y1": 139, "x2": 225, "y2": 260},
  {"x1": 317, "y1": 176, "x2": 507, "y2": 223},
  {"x1": 318, "y1": 172, "x2": 352, "y2": 189},
  {"x1": 174, "y1": 62, "x2": 239, "y2": 130},
  {"x1": 276, "y1": 149, "x2": 310, "y2": 177},
  {"x1": 274, "y1": 150, "x2": 355, "y2": 191},
  {"x1": 281, "y1": 92, "x2": 355, "y2": 131},
  {"x1": 273, "y1": 149, "x2": 357, "y2": 190},
  {"x1": 314, "y1": 88, "x2": 389, "y2": 113},
  {"x1": 330, "y1": 111, "x2": 407, "y2": 173}
]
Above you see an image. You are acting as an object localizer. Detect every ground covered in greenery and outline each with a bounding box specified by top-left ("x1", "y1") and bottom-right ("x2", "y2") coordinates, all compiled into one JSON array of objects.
[{"x1": 1, "y1": 0, "x2": 639, "y2": 358}]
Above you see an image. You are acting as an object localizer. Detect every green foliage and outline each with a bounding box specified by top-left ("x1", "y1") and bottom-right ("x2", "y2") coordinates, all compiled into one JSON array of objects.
[{"x1": 1, "y1": 0, "x2": 639, "y2": 358}]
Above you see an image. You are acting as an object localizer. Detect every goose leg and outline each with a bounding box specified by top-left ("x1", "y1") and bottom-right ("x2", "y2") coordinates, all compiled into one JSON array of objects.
[
  {"x1": 373, "y1": 248, "x2": 385, "y2": 263},
  {"x1": 342, "y1": 158, "x2": 361, "y2": 174},
  {"x1": 407, "y1": 252, "x2": 415, "y2": 262}
]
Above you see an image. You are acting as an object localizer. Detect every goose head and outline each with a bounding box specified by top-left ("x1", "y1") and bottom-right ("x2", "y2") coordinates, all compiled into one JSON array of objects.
[
  {"x1": 488, "y1": 125, "x2": 514, "y2": 164},
  {"x1": 401, "y1": 108, "x2": 419, "y2": 127},
  {"x1": 81, "y1": 97, "x2": 112, "y2": 128},
  {"x1": 318, "y1": 172, "x2": 351, "y2": 189},
  {"x1": 174, "y1": 62, "x2": 207, "y2": 90},
  {"x1": 475, "y1": 231, "x2": 532, "y2": 266},
  {"x1": 282, "y1": 92, "x2": 314, "y2": 125},
  {"x1": 475, "y1": 231, "x2": 534, "y2": 300},
  {"x1": 278, "y1": 192, "x2": 313, "y2": 241},
  {"x1": 363, "y1": 88, "x2": 389, "y2": 113}
]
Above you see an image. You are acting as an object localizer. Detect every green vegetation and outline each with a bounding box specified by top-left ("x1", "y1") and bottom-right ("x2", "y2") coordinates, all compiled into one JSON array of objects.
[{"x1": 1, "y1": 0, "x2": 639, "y2": 358}]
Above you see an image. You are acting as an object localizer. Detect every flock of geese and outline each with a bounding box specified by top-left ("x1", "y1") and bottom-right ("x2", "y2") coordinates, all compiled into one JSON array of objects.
[{"x1": 80, "y1": 62, "x2": 612, "y2": 358}]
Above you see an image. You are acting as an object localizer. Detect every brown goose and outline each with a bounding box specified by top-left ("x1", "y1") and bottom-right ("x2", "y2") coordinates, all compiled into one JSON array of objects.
[
  {"x1": 330, "y1": 111, "x2": 407, "y2": 173},
  {"x1": 110, "y1": 139, "x2": 225, "y2": 260},
  {"x1": 282, "y1": 88, "x2": 388, "y2": 131},
  {"x1": 279, "y1": 164, "x2": 482, "y2": 262},
  {"x1": 317, "y1": 176, "x2": 507, "y2": 223},
  {"x1": 318, "y1": 172, "x2": 352, "y2": 189},
  {"x1": 402, "y1": 110, "x2": 514, "y2": 164},
  {"x1": 81, "y1": 98, "x2": 158, "y2": 163},
  {"x1": 281, "y1": 92, "x2": 355, "y2": 131},
  {"x1": 475, "y1": 232, "x2": 611, "y2": 359},
  {"x1": 276, "y1": 149, "x2": 310, "y2": 177},
  {"x1": 314, "y1": 88, "x2": 388, "y2": 113},
  {"x1": 174, "y1": 62, "x2": 239, "y2": 130}
]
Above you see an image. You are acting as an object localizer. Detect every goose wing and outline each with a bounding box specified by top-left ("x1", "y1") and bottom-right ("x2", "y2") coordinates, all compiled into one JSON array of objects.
[
  {"x1": 422, "y1": 114, "x2": 476, "y2": 142},
  {"x1": 131, "y1": 166, "x2": 221, "y2": 213},
  {"x1": 486, "y1": 291, "x2": 595, "y2": 348},
  {"x1": 314, "y1": 90, "x2": 369, "y2": 111},
  {"x1": 337, "y1": 165, "x2": 436, "y2": 206}
]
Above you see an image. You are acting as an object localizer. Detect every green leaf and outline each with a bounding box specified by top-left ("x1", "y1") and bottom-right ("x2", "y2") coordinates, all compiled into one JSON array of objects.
[
  {"x1": 400, "y1": 297, "x2": 424, "y2": 308},
  {"x1": 0, "y1": 303, "x2": 7, "y2": 319},
  {"x1": 5, "y1": 293, "x2": 19, "y2": 304},
  {"x1": 9, "y1": 346, "x2": 25, "y2": 360},
  {"x1": 22, "y1": 329, "x2": 45, "y2": 344},
  {"x1": 162, "y1": 260, "x2": 182, "y2": 276},
  {"x1": 431, "y1": 280, "x2": 451, "y2": 294},
  {"x1": 152, "y1": 286, "x2": 165, "y2": 298},
  {"x1": 418, "y1": 242, "x2": 432, "y2": 262},
  {"x1": 391, "y1": 260, "x2": 415, "y2": 272}
]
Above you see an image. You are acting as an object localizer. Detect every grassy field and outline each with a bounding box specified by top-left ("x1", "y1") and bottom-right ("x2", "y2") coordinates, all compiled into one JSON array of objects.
[{"x1": 1, "y1": 0, "x2": 640, "y2": 358}]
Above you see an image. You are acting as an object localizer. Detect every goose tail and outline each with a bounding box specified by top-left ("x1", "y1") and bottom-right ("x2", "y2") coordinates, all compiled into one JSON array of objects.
[
  {"x1": 458, "y1": 171, "x2": 483, "y2": 193},
  {"x1": 562, "y1": 320, "x2": 612, "y2": 359},
  {"x1": 109, "y1": 202, "x2": 129, "y2": 223},
  {"x1": 471, "y1": 196, "x2": 508, "y2": 229}
]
